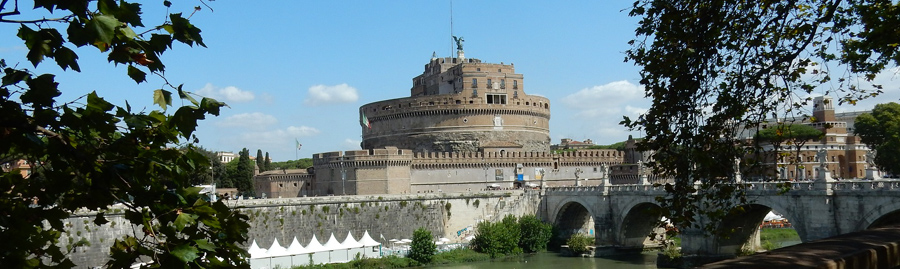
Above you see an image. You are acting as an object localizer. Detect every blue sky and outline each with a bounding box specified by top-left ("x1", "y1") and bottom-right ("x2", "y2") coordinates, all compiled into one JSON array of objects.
[{"x1": 1, "y1": 1, "x2": 897, "y2": 161}]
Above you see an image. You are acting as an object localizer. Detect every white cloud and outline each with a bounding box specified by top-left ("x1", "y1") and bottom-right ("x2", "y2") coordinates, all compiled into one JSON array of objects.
[
  {"x1": 562, "y1": 80, "x2": 646, "y2": 118},
  {"x1": 303, "y1": 84, "x2": 359, "y2": 106},
  {"x1": 197, "y1": 83, "x2": 255, "y2": 102},
  {"x1": 216, "y1": 112, "x2": 278, "y2": 128},
  {"x1": 342, "y1": 139, "x2": 361, "y2": 150},
  {"x1": 233, "y1": 126, "x2": 321, "y2": 149}
]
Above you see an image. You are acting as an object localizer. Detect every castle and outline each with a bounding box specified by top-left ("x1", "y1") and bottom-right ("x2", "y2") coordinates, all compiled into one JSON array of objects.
[
  {"x1": 252, "y1": 49, "x2": 879, "y2": 198},
  {"x1": 254, "y1": 49, "x2": 635, "y2": 197}
]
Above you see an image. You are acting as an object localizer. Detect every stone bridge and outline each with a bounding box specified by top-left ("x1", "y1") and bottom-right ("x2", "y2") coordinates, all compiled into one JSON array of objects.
[{"x1": 541, "y1": 178, "x2": 900, "y2": 256}]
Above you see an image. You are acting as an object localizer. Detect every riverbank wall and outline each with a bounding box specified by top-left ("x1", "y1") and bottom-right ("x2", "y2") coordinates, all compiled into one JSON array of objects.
[{"x1": 60, "y1": 190, "x2": 542, "y2": 267}]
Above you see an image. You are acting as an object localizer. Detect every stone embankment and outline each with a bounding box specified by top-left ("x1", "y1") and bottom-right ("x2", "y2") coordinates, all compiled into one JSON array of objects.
[{"x1": 60, "y1": 190, "x2": 542, "y2": 267}]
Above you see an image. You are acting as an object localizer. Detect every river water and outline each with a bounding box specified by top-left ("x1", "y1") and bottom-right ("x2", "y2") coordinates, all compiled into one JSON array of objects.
[
  {"x1": 432, "y1": 238, "x2": 802, "y2": 269},
  {"x1": 432, "y1": 252, "x2": 658, "y2": 269}
]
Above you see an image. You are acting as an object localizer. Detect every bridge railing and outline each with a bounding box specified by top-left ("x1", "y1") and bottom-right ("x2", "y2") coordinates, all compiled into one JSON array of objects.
[
  {"x1": 545, "y1": 179, "x2": 900, "y2": 196},
  {"x1": 544, "y1": 183, "x2": 666, "y2": 194},
  {"x1": 831, "y1": 179, "x2": 900, "y2": 191}
]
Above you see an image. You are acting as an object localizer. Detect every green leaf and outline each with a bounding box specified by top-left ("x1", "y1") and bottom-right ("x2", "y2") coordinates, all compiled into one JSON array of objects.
[
  {"x1": 170, "y1": 244, "x2": 199, "y2": 263},
  {"x1": 52, "y1": 46, "x2": 80, "y2": 72},
  {"x1": 86, "y1": 91, "x2": 114, "y2": 112},
  {"x1": 200, "y1": 97, "x2": 225, "y2": 116},
  {"x1": 118, "y1": 26, "x2": 137, "y2": 40},
  {"x1": 127, "y1": 65, "x2": 146, "y2": 83},
  {"x1": 2, "y1": 68, "x2": 30, "y2": 86},
  {"x1": 88, "y1": 15, "x2": 121, "y2": 46},
  {"x1": 194, "y1": 239, "x2": 215, "y2": 251},
  {"x1": 174, "y1": 213, "x2": 197, "y2": 232},
  {"x1": 153, "y1": 89, "x2": 172, "y2": 109},
  {"x1": 172, "y1": 106, "x2": 200, "y2": 137},
  {"x1": 22, "y1": 74, "x2": 61, "y2": 108},
  {"x1": 177, "y1": 84, "x2": 198, "y2": 104}
]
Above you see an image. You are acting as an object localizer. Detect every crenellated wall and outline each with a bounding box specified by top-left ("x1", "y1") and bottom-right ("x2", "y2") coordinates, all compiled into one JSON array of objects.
[{"x1": 310, "y1": 148, "x2": 626, "y2": 195}]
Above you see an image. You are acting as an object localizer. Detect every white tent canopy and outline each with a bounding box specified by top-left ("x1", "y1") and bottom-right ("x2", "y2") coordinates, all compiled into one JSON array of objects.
[
  {"x1": 359, "y1": 231, "x2": 381, "y2": 247},
  {"x1": 323, "y1": 233, "x2": 344, "y2": 251},
  {"x1": 764, "y1": 211, "x2": 785, "y2": 221},
  {"x1": 342, "y1": 232, "x2": 363, "y2": 248},
  {"x1": 248, "y1": 231, "x2": 384, "y2": 269},
  {"x1": 287, "y1": 237, "x2": 305, "y2": 254},
  {"x1": 305, "y1": 234, "x2": 325, "y2": 253},
  {"x1": 248, "y1": 240, "x2": 267, "y2": 258},
  {"x1": 266, "y1": 239, "x2": 288, "y2": 256}
]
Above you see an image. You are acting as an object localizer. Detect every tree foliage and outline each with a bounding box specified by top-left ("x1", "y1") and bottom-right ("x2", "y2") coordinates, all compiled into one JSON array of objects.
[
  {"x1": 0, "y1": 1, "x2": 249, "y2": 268},
  {"x1": 755, "y1": 123, "x2": 824, "y2": 168},
  {"x1": 471, "y1": 215, "x2": 522, "y2": 258},
  {"x1": 518, "y1": 215, "x2": 552, "y2": 253},
  {"x1": 855, "y1": 102, "x2": 900, "y2": 176},
  {"x1": 186, "y1": 146, "x2": 226, "y2": 186},
  {"x1": 624, "y1": 0, "x2": 900, "y2": 235},
  {"x1": 269, "y1": 158, "x2": 314, "y2": 170},
  {"x1": 565, "y1": 234, "x2": 594, "y2": 254},
  {"x1": 234, "y1": 148, "x2": 255, "y2": 196},
  {"x1": 408, "y1": 227, "x2": 436, "y2": 264},
  {"x1": 256, "y1": 149, "x2": 264, "y2": 172},
  {"x1": 755, "y1": 124, "x2": 824, "y2": 144}
]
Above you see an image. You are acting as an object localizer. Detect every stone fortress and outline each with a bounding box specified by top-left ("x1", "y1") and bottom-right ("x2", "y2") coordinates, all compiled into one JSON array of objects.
[
  {"x1": 252, "y1": 46, "x2": 879, "y2": 198},
  {"x1": 253, "y1": 47, "x2": 652, "y2": 198}
]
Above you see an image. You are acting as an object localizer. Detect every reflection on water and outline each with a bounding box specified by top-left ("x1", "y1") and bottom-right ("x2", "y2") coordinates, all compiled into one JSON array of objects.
[
  {"x1": 431, "y1": 239, "x2": 801, "y2": 268},
  {"x1": 432, "y1": 252, "x2": 658, "y2": 269}
]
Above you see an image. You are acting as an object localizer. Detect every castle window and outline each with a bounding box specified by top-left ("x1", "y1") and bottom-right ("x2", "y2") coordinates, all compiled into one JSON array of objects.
[
  {"x1": 500, "y1": 79, "x2": 506, "y2": 89},
  {"x1": 456, "y1": 100, "x2": 461, "y2": 104},
  {"x1": 498, "y1": 69, "x2": 501, "y2": 72},
  {"x1": 477, "y1": 68, "x2": 481, "y2": 71},
  {"x1": 513, "y1": 91, "x2": 518, "y2": 98},
  {"x1": 487, "y1": 79, "x2": 493, "y2": 88},
  {"x1": 486, "y1": 94, "x2": 507, "y2": 105},
  {"x1": 472, "y1": 89, "x2": 478, "y2": 97},
  {"x1": 472, "y1": 78, "x2": 477, "y2": 88},
  {"x1": 293, "y1": 182, "x2": 298, "y2": 187},
  {"x1": 513, "y1": 80, "x2": 518, "y2": 89}
]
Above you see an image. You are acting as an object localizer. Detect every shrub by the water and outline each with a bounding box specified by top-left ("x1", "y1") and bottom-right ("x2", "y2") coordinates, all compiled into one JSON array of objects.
[
  {"x1": 472, "y1": 215, "x2": 522, "y2": 257},
  {"x1": 566, "y1": 234, "x2": 594, "y2": 253},
  {"x1": 518, "y1": 215, "x2": 552, "y2": 253},
  {"x1": 408, "y1": 227, "x2": 436, "y2": 264}
]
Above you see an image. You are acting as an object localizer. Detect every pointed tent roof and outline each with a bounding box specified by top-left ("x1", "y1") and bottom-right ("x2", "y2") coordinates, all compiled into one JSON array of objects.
[
  {"x1": 265, "y1": 238, "x2": 288, "y2": 257},
  {"x1": 323, "y1": 233, "x2": 344, "y2": 250},
  {"x1": 305, "y1": 234, "x2": 325, "y2": 253},
  {"x1": 341, "y1": 231, "x2": 363, "y2": 248},
  {"x1": 358, "y1": 231, "x2": 381, "y2": 247},
  {"x1": 248, "y1": 240, "x2": 268, "y2": 258},
  {"x1": 286, "y1": 237, "x2": 305, "y2": 254}
]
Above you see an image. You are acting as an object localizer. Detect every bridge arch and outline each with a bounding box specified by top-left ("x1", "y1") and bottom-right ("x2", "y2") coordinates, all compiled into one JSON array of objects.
[
  {"x1": 619, "y1": 202, "x2": 664, "y2": 248},
  {"x1": 714, "y1": 201, "x2": 806, "y2": 253},
  {"x1": 552, "y1": 198, "x2": 594, "y2": 240},
  {"x1": 860, "y1": 203, "x2": 900, "y2": 229}
]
